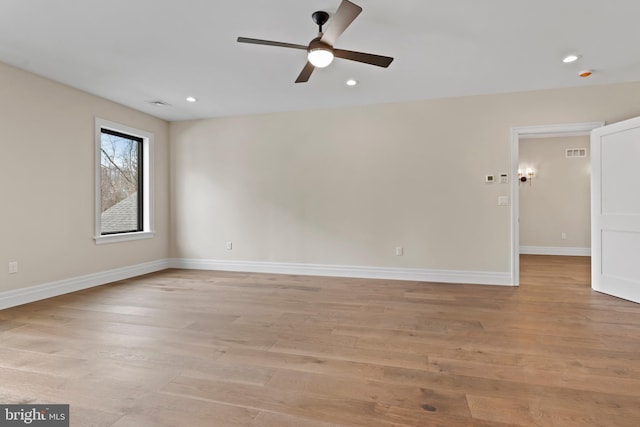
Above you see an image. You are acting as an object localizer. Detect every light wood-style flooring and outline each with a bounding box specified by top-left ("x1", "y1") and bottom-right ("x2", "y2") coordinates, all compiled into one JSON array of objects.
[{"x1": 1, "y1": 255, "x2": 639, "y2": 426}]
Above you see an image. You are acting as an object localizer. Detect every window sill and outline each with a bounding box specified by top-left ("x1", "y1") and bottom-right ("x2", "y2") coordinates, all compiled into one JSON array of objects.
[{"x1": 94, "y1": 231, "x2": 155, "y2": 245}]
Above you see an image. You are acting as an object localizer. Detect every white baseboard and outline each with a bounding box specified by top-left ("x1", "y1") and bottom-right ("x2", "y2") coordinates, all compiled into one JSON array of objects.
[
  {"x1": 169, "y1": 258, "x2": 513, "y2": 286},
  {"x1": 520, "y1": 246, "x2": 590, "y2": 256},
  {"x1": 0, "y1": 259, "x2": 171, "y2": 310},
  {"x1": 0, "y1": 258, "x2": 514, "y2": 311}
]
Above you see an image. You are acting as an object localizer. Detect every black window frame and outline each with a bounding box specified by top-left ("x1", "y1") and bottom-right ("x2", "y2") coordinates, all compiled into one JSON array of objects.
[{"x1": 99, "y1": 127, "x2": 144, "y2": 235}]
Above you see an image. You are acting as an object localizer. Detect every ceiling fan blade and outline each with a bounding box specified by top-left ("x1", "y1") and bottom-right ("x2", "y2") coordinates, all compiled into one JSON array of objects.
[
  {"x1": 237, "y1": 37, "x2": 307, "y2": 50},
  {"x1": 295, "y1": 62, "x2": 315, "y2": 83},
  {"x1": 333, "y1": 49, "x2": 394, "y2": 68},
  {"x1": 320, "y1": 0, "x2": 362, "y2": 45}
]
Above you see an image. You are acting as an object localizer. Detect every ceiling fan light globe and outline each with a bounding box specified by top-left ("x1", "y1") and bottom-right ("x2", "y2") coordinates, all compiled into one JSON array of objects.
[{"x1": 308, "y1": 49, "x2": 334, "y2": 68}]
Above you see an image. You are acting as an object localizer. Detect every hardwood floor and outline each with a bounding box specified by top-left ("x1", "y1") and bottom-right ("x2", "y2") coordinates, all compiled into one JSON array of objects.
[{"x1": 1, "y1": 255, "x2": 639, "y2": 426}]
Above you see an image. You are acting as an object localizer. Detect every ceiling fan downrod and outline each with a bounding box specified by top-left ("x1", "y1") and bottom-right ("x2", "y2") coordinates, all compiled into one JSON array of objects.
[{"x1": 312, "y1": 11, "x2": 330, "y2": 34}]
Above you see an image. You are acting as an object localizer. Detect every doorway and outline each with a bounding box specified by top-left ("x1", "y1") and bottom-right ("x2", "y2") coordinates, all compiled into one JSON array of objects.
[{"x1": 510, "y1": 122, "x2": 603, "y2": 285}]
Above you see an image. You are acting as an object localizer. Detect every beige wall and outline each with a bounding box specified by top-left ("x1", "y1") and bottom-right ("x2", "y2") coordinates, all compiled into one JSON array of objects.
[
  {"x1": 170, "y1": 81, "x2": 640, "y2": 275},
  {"x1": 519, "y1": 136, "x2": 591, "y2": 249},
  {"x1": 0, "y1": 62, "x2": 170, "y2": 292},
  {"x1": 2, "y1": 56, "x2": 639, "y2": 293}
]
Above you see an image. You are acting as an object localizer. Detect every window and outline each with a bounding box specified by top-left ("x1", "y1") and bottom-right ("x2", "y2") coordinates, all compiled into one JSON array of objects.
[
  {"x1": 100, "y1": 129, "x2": 142, "y2": 234},
  {"x1": 95, "y1": 118, "x2": 154, "y2": 244}
]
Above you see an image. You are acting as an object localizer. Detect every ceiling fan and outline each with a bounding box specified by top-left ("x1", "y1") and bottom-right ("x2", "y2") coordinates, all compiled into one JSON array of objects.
[{"x1": 237, "y1": 0, "x2": 394, "y2": 83}]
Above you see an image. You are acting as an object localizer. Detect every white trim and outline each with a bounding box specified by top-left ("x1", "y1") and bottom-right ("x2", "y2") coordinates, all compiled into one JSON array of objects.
[
  {"x1": 513, "y1": 122, "x2": 605, "y2": 137},
  {"x1": 519, "y1": 131, "x2": 594, "y2": 139},
  {"x1": 510, "y1": 121, "x2": 604, "y2": 286},
  {"x1": 169, "y1": 259, "x2": 513, "y2": 286},
  {"x1": 520, "y1": 246, "x2": 591, "y2": 256},
  {"x1": 94, "y1": 117, "x2": 155, "y2": 244},
  {"x1": 1, "y1": 259, "x2": 513, "y2": 311},
  {"x1": 0, "y1": 260, "x2": 170, "y2": 310},
  {"x1": 95, "y1": 231, "x2": 155, "y2": 245}
]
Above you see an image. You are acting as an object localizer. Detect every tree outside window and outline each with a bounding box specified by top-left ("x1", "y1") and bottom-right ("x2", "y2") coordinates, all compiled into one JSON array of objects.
[{"x1": 100, "y1": 129, "x2": 143, "y2": 235}]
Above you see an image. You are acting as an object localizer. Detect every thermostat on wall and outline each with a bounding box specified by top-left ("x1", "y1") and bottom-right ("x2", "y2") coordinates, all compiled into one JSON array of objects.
[{"x1": 485, "y1": 175, "x2": 495, "y2": 183}]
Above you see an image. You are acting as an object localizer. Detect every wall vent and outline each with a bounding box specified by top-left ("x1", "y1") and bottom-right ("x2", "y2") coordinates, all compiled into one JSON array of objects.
[{"x1": 566, "y1": 148, "x2": 587, "y2": 158}]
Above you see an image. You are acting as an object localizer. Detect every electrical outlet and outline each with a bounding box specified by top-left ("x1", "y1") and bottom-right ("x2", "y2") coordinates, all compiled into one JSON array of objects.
[
  {"x1": 226, "y1": 241, "x2": 233, "y2": 250},
  {"x1": 561, "y1": 232, "x2": 567, "y2": 240},
  {"x1": 395, "y1": 247, "x2": 403, "y2": 256},
  {"x1": 8, "y1": 261, "x2": 18, "y2": 274}
]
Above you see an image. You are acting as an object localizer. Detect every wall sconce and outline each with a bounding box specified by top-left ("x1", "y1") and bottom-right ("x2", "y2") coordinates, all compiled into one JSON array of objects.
[{"x1": 518, "y1": 167, "x2": 535, "y2": 185}]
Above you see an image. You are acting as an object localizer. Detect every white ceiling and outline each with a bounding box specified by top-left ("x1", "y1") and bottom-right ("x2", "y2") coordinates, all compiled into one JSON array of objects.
[{"x1": 1, "y1": 0, "x2": 638, "y2": 122}]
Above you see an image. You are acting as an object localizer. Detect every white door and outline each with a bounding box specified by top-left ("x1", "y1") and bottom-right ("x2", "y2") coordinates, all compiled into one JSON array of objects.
[{"x1": 591, "y1": 116, "x2": 640, "y2": 303}]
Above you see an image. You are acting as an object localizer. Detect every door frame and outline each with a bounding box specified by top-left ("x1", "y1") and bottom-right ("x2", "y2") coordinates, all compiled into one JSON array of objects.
[{"x1": 510, "y1": 121, "x2": 604, "y2": 285}]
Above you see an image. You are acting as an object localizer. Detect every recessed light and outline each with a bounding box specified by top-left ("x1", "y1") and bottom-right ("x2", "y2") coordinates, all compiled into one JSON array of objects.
[
  {"x1": 346, "y1": 79, "x2": 358, "y2": 86},
  {"x1": 186, "y1": 96, "x2": 198, "y2": 103},
  {"x1": 562, "y1": 54, "x2": 580, "y2": 63}
]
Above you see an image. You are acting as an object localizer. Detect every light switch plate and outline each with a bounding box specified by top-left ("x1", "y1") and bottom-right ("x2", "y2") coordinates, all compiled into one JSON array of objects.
[{"x1": 8, "y1": 261, "x2": 18, "y2": 274}]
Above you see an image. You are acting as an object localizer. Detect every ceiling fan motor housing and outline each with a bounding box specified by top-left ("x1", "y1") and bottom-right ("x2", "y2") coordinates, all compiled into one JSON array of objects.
[{"x1": 308, "y1": 37, "x2": 332, "y2": 53}]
